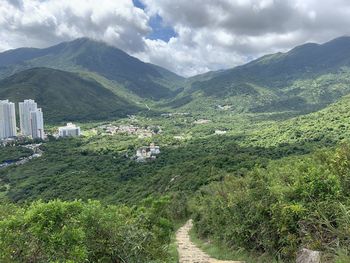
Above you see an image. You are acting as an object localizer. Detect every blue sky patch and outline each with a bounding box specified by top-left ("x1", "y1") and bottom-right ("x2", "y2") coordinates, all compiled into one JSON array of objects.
[
  {"x1": 133, "y1": 0, "x2": 176, "y2": 42},
  {"x1": 132, "y1": 0, "x2": 145, "y2": 9}
]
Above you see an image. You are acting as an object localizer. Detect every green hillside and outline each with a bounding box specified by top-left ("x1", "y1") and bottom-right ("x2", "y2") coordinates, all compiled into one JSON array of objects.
[
  {"x1": 174, "y1": 37, "x2": 350, "y2": 114},
  {"x1": 0, "y1": 68, "x2": 140, "y2": 122},
  {"x1": 0, "y1": 38, "x2": 185, "y2": 100},
  {"x1": 245, "y1": 94, "x2": 350, "y2": 147}
]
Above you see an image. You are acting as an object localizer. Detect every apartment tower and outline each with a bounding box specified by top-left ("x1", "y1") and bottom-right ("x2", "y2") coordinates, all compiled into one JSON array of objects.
[
  {"x1": 0, "y1": 100, "x2": 17, "y2": 139},
  {"x1": 19, "y1": 99, "x2": 44, "y2": 139},
  {"x1": 30, "y1": 108, "x2": 44, "y2": 139},
  {"x1": 19, "y1": 99, "x2": 37, "y2": 136}
]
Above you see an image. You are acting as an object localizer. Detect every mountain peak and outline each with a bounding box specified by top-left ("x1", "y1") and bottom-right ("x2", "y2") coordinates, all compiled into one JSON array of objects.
[
  {"x1": 55, "y1": 37, "x2": 111, "y2": 52},
  {"x1": 67, "y1": 37, "x2": 107, "y2": 47},
  {"x1": 0, "y1": 37, "x2": 184, "y2": 100}
]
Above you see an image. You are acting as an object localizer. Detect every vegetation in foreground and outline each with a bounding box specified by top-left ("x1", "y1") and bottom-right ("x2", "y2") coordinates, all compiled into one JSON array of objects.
[
  {"x1": 192, "y1": 143, "x2": 350, "y2": 262},
  {"x1": 1, "y1": 89, "x2": 350, "y2": 262},
  {"x1": 0, "y1": 198, "x2": 175, "y2": 263}
]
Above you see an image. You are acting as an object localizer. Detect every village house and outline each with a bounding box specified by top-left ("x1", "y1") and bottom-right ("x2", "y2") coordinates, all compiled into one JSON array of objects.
[
  {"x1": 215, "y1": 130, "x2": 227, "y2": 135},
  {"x1": 136, "y1": 143, "x2": 160, "y2": 162}
]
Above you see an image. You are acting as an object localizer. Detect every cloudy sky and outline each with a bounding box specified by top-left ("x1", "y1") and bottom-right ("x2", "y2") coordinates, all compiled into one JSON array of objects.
[{"x1": 0, "y1": 0, "x2": 349, "y2": 76}]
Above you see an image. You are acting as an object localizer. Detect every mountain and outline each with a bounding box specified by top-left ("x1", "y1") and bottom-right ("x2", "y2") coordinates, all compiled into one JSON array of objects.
[
  {"x1": 2, "y1": 36, "x2": 350, "y2": 116},
  {"x1": 0, "y1": 38, "x2": 185, "y2": 100},
  {"x1": 0, "y1": 68, "x2": 140, "y2": 122},
  {"x1": 176, "y1": 36, "x2": 350, "y2": 114}
]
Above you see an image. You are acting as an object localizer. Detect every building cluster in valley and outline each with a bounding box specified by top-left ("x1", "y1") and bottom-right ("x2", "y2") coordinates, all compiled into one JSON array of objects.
[
  {"x1": 136, "y1": 143, "x2": 161, "y2": 162},
  {"x1": 98, "y1": 124, "x2": 160, "y2": 138},
  {"x1": 0, "y1": 99, "x2": 44, "y2": 140},
  {"x1": 160, "y1": 112, "x2": 190, "y2": 117}
]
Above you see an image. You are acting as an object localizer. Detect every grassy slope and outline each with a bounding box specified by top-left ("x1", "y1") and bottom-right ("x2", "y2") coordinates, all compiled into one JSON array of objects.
[{"x1": 0, "y1": 68, "x2": 140, "y2": 123}]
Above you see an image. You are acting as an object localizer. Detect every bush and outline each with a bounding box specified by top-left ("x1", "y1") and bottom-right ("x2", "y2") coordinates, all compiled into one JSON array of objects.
[
  {"x1": 191, "y1": 143, "x2": 350, "y2": 261},
  {"x1": 0, "y1": 199, "x2": 173, "y2": 262}
]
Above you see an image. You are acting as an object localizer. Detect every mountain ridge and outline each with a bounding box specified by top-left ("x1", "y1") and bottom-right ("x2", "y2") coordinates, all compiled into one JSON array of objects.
[
  {"x1": 175, "y1": 36, "x2": 350, "y2": 114},
  {"x1": 2, "y1": 36, "x2": 350, "y2": 118}
]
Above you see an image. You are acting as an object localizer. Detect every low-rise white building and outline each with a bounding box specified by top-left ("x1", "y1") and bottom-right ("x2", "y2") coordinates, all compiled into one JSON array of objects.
[
  {"x1": 215, "y1": 130, "x2": 227, "y2": 135},
  {"x1": 58, "y1": 123, "x2": 81, "y2": 137}
]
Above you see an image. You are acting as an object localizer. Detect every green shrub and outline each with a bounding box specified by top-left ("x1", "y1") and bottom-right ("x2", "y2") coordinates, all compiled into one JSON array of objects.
[
  {"x1": 0, "y1": 199, "x2": 173, "y2": 262},
  {"x1": 192, "y1": 143, "x2": 350, "y2": 261}
]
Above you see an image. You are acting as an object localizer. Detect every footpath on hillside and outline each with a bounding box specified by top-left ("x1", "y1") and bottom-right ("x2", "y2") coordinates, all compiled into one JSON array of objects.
[{"x1": 176, "y1": 220, "x2": 244, "y2": 263}]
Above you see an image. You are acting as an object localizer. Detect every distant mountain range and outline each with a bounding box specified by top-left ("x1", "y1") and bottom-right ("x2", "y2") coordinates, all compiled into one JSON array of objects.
[
  {"x1": 183, "y1": 36, "x2": 350, "y2": 113},
  {"x1": 1, "y1": 37, "x2": 350, "y2": 122}
]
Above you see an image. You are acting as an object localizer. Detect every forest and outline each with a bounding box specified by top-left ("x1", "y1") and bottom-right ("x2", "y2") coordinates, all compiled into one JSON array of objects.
[{"x1": 1, "y1": 97, "x2": 350, "y2": 262}]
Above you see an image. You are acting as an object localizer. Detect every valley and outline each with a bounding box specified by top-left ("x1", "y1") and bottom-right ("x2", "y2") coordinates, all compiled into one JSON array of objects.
[{"x1": 1, "y1": 37, "x2": 350, "y2": 262}]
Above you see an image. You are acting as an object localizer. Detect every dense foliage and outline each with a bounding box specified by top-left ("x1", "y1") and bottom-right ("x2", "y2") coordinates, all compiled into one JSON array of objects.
[
  {"x1": 0, "y1": 198, "x2": 174, "y2": 262},
  {"x1": 0, "y1": 146, "x2": 32, "y2": 163},
  {"x1": 246, "y1": 94, "x2": 350, "y2": 147},
  {"x1": 1, "y1": 94, "x2": 350, "y2": 261},
  {"x1": 0, "y1": 134, "x2": 311, "y2": 205},
  {"x1": 192, "y1": 143, "x2": 350, "y2": 262}
]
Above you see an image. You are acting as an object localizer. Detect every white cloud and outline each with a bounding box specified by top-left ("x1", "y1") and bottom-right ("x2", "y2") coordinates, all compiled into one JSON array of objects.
[
  {"x1": 1, "y1": 0, "x2": 350, "y2": 76},
  {"x1": 0, "y1": 0, "x2": 150, "y2": 52},
  {"x1": 137, "y1": 0, "x2": 350, "y2": 76}
]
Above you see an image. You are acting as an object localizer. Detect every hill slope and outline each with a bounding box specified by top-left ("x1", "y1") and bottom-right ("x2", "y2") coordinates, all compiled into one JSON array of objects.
[
  {"x1": 0, "y1": 38, "x2": 185, "y2": 100},
  {"x1": 176, "y1": 37, "x2": 350, "y2": 114},
  {"x1": 0, "y1": 68, "x2": 140, "y2": 122},
  {"x1": 245, "y1": 94, "x2": 350, "y2": 148}
]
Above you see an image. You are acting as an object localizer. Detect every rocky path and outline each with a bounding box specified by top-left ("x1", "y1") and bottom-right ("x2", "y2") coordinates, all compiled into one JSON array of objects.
[{"x1": 176, "y1": 220, "x2": 244, "y2": 263}]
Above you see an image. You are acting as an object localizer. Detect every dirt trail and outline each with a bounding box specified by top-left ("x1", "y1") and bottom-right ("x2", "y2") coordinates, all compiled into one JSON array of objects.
[{"x1": 176, "y1": 220, "x2": 244, "y2": 263}]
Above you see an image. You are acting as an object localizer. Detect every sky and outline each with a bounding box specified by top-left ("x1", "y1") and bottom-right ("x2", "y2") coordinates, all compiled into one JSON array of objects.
[{"x1": 0, "y1": 0, "x2": 350, "y2": 76}]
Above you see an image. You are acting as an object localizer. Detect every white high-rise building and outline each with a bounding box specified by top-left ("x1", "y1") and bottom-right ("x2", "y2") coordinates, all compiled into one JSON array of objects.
[
  {"x1": 19, "y1": 99, "x2": 44, "y2": 139},
  {"x1": 58, "y1": 123, "x2": 81, "y2": 137},
  {"x1": 19, "y1": 99, "x2": 38, "y2": 136},
  {"x1": 30, "y1": 108, "x2": 44, "y2": 139},
  {"x1": 0, "y1": 100, "x2": 17, "y2": 139}
]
